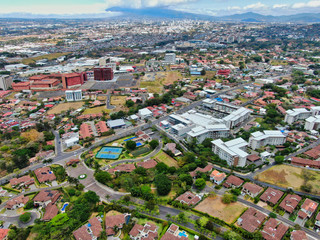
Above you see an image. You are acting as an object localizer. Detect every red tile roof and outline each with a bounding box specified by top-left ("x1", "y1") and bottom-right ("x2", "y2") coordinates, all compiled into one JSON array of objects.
[
  {"x1": 6, "y1": 195, "x2": 29, "y2": 209},
  {"x1": 129, "y1": 222, "x2": 158, "y2": 240},
  {"x1": 260, "y1": 187, "x2": 284, "y2": 205},
  {"x1": 105, "y1": 213, "x2": 128, "y2": 236},
  {"x1": 34, "y1": 190, "x2": 61, "y2": 204},
  {"x1": 0, "y1": 229, "x2": 9, "y2": 240},
  {"x1": 279, "y1": 194, "x2": 301, "y2": 213},
  {"x1": 223, "y1": 175, "x2": 244, "y2": 188},
  {"x1": 175, "y1": 191, "x2": 201, "y2": 206},
  {"x1": 210, "y1": 170, "x2": 226, "y2": 182},
  {"x1": 189, "y1": 164, "x2": 213, "y2": 178},
  {"x1": 261, "y1": 218, "x2": 288, "y2": 240},
  {"x1": 10, "y1": 175, "x2": 34, "y2": 187},
  {"x1": 34, "y1": 167, "x2": 56, "y2": 183},
  {"x1": 136, "y1": 159, "x2": 157, "y2": 169},
  {"x1": 107, "y1": 164, "x2": 136, "y2": 174},
  {"x1": 290, "y1": 230, "x2": 308, "y2": 240},
  {"x1": 243, "y1": 182, "x2": 263, "y2": 195},
  {"x1": 238, "y1": 208, "x2": 266, "y2": 233},
  {"x1": 42, "y1": 203, "x2": 59, "y2": 221},
  {"x1": 73, "y1": 217, "x2": 103, "y2": 240}
]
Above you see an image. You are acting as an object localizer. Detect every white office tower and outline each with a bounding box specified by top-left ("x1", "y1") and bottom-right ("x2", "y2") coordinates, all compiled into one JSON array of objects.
[
  {"x1": 66, "y1": 90, "x2": 83, "y2": 102},
  {"x1": 164, "y1": 53, "x2": 176, "y2": 64},
  {"x1": 0, "y1": 75, "x2": 13, "y2": 90}
]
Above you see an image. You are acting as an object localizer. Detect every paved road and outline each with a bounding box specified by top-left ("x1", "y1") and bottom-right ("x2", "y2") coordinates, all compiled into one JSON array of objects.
[
  {"x1": 52, "y1": 130, "x2": 62, "y2": 156},
  {"x1": 0, "y1": 211, "x2": 39, "y2": 228},
  {"x1": 235, "y1": 197, "x2": 319, "y2": 240}
]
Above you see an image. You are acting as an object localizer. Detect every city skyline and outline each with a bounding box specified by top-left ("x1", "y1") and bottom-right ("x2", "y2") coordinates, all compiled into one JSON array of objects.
[{"x1": 1, "y1": 0, "x2": 320, "y2": 17}]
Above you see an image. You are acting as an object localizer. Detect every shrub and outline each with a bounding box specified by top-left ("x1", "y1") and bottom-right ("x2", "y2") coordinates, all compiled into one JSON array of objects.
[{"x1": 19, "y1": 212, "x2": 31, "y2": 223}]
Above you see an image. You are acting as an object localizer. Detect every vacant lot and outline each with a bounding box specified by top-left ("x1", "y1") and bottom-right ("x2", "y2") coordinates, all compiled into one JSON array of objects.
[
  {"x1": 190, "y1": 71, "x2": 216, "y2": 81},
  {"x1": 255, "y1": 165, "x2": 320, "y2": 194},
  {"x1": 82, "y1": 106, "x2": 110, "y2": 115},
  {"x1": 195, "y1": 196, "x2": 246, "y2": 224},
  {"x1": 154, "y1": 151, "x2": 178, "y2": 167},
  {"x1": 47, "y1": 102, "x2": 84, "y2": 115},
  {"x1": 110, "y1": 96, "x2": 128, "y2": 112},
  {"x1": 163, "y1": 71, "x2": 183, "y2": 85},
  {"x1": 22, "y1": 52, "x2": 70, "y2": 65},
  {"x1": 140, "y1": 80, "x2": 163, "y2": 93}
]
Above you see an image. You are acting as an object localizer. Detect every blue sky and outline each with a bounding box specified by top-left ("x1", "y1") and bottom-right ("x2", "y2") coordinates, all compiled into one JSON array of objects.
[{"x1": 1, "y1": 0, "x2": 320, "y2": 16}]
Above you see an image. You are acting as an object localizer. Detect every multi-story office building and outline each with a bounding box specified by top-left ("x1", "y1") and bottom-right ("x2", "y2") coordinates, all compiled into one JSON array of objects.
[
  {"x1": 65, "y1": 90, "x2": 83, "y2": 102},
  {"x1": 212, "y1": 138, "x2": 248, "y2": 167},
  {"x1": 249, "y1": 130, "x2": 286, "y2": 150},
  {"x1": 0, "y1": 75, "x2": 13, "y2": 90},
  {"x1": 284, "y1": 108, "x2": 311, "y2": 124}
]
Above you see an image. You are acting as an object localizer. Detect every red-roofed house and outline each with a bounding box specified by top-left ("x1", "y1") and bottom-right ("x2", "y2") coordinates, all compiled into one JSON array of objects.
[
  {"x1": 105, "y1": 213, "x2": 131, "y2": 236},
  {"x1": 80, "y1": 123, "x2": 94, "y2": 139},
  {"x1": 242, "y1": 183, "x2": 263, "y2": 198},
  {"x1": 136, "y1": 159, "x2": 157, "y2": 169},
  {"x1": 34, "y1": 167, "x2": 56, "y2": 183},
  {"x1": 189, "y1": 164, "x2": 213, "y2": 178},
  {"x1": 279, "y1": 194, "x2": 301, "y2": 214},
  {"x1": 237, "y1": 208, "x2": 266, "y2": 233},
  {"x1": 290, "y1": 230, "x2": 308, "y2": 240},
  {"x1": 129, "y1": 222, "x2": 158, "y2": 240},
  {"x1": 34, "y1": 190, "x2": 61, "y2": 207},
  {"x1": 260, "y1": 187, "x2": 284, "y2": 206},
  {"x1": 210, "y1": 170, "x2": 226, "y2": 185},
  {"x1": 73, "y1": 217, "x2": 103, "y2": 240},
  {"x1": 223, "y1": 175, "x2": 244, "y2": 188},
  {"x1": 6, "y1": 195, "x2": 29, "y2": 210},
  {"x1": 161, "y1": 224, "x2": 188, "y2": 240},
  {"x1": 175, "y1": 191, "x2": 201, "y2": 206},
  {"x1": 298, "y1": 199, "x2": 318, "y2": 220},
  {"x1": 10, "y1": 175, "x2": 34, "y2": 188},
  {"x1": 95, "y1": 121, "x2": 109, "y2": 136},
  {"x1": 261, "y1": 218, "x2": 288, "y2": 240},
  {"x1": 0, "y1": 229, "x2": 9, "y2": 240},
  {"x1": 42, "y1": 203, "x2": 59, "y2": 221},
  {"x1": 108, "y1": 164, "x2": 136, "y2": 174}
]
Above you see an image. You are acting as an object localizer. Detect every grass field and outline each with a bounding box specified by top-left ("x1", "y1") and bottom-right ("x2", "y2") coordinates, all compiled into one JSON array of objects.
[
  {"x1": 47, "y1": 102, "x2": 84, "y2": 115},
  {"x1": 22, "y1": 52, "x2": 70, "y2": 65},
  {"x1": 110, "y1": 96, "x2": 128, "y2": 112},
  {"x1": 195, "y1": 196, "x2": 247, "y2": 224},
  {"x1": 154, "y1": 150, "x2": 178, "y2": 167},
  {"x1": 82, "y1": 106, "x2": 110, "y2": 115},
  {"x1": 163, "y1": 71, "x2": 183, "y2": 85},
  {"x1": 140, "y1": 80, "x2": 163, "y2": 93},
  {"x1": 270, "y1": 60, "x2": 288, "y2": 66},
  {"x1": 255, "y1": 165, "x2": 320, "y2": 194}
]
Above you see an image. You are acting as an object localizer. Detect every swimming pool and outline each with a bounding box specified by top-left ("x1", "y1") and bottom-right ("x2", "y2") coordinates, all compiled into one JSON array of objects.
[
  {"x1": 136, "y1": 142, "x2": 142, "y2": 147},
  {"x1": 124, "y1": 137, "x2": 137, "y2": 142},
  {"x1": 178, "y1": 231, "x2": 188, "y2": 237},
  {"x1": 61, "y1": 202, "x2": 69, "y2": 212},
  {"x1": 96, "y1": 146, "x2": 123, "y2": 159}
]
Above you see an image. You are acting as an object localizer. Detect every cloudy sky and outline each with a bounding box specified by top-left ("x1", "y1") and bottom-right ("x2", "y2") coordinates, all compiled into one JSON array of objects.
[{"x1": 1, "y1": 0, "x2": 320, "y2": 16}]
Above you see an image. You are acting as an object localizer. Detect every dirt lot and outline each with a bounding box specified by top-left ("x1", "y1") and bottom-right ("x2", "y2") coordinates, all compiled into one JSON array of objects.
[
  {"x1": 140, "y1": 71, "x2": 182, "y2": 93},
  {"x1": 163, "y1": 71, "x2": 183, "y2": 85},
  {"x1": 195, "y1": 196, "x2": 247, "y2": 224},
  {"x1": 110, "y1": 96, "x2": 128, "y2": 112},
  {"x1": 255, "y1": 164, "x2": 320, "y2": 194},
  {"x1": 82, "y1": 106, "x2": 110, "y2": 115},
  {"x1": 47, "y1": 102, "x2": 84, "y2": 115},
  {"x1": 154, "y1": 151, "x2": 179, "y2": 167}
]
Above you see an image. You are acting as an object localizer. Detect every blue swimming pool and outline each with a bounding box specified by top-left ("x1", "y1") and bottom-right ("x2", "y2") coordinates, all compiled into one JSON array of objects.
[
  {"x1": 96, "y1": 146, "x2": 123, "y2": 159},
  {"x1": 136, "y1": 142, "x2": 142, "y2": 147},
  {"x1": 178, "y1": 231, "x2": 188, "y2": 237},
  {"x1": 124, "y1": 137, "x2": 137, "y2": 142},
  {"x1": 61, "y1": 202, "x2": 69, "y2": 212}
]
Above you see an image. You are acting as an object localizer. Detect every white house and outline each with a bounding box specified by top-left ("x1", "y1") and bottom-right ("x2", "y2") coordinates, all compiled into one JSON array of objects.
[{"x1": 138, "y1": 108, "x2": 153, "y2": 119}]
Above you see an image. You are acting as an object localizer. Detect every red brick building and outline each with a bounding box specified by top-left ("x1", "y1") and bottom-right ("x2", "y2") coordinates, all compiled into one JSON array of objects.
[
  {"x1": 94, "y1": 67, "x2": 114, "y2": 81},
  {"x1": 62, "y1": 72, "x2": 86, "y2": 89}
]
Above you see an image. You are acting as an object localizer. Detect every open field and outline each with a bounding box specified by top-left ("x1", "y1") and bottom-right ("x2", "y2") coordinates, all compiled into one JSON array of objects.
[
  {"x1": 163, "y1": 71, "x2": 183, "y2": 85},
  {"x1": 255, "y1": 164, "x2": 320, "y2": 194},
  {"x1": 154, "y1": 150, "x2": 179, "y2": 167},
  {"x1": 195, "y1": 196, "x2": 247, "y2": 224},
  {"x1": 82, "y1": 106, "x2": 110, "y2": 115},
  {"x1": 270, "y1": 60, "x2": 288, "y2": 66},
  {"x1": 22, "y1": 52, "x2": 70, "y2": 65},
  {"x1": 140, "y1": 80, "x2": 163, "y2": 93},
  {"x1": 110, "y1": 96, "x2": 128, "y2": 112},
  {"x1": 47, "y1": 102, "x2": 84, "y2": 115}
]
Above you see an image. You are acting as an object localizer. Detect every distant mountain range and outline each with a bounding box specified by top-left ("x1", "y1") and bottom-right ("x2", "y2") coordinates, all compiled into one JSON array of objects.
[
  {"x1": 1, "y1": 8, "x2": 320, "y2": 23},
  {"x1": 107, "y1": 7, "x2": 320, "y2": 23}
]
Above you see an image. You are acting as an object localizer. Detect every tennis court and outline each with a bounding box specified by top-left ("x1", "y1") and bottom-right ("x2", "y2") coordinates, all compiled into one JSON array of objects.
[{"x1": 96, "y1": 146, "x2": 123, "y2": 159}]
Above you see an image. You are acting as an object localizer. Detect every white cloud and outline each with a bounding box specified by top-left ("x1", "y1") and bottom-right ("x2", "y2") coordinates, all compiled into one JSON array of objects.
[
  {"x1": 273, "y1": 4, "x2": 288, "y2": 9},
  {"x1": 292, "y1": 0, "x2": 320, "y2": 9},
  {"x1": 104, "y1": 0, "x2": 197, "y2": 9},
  {"x1": 243, "y1": 2, "x2": 267, "y2": 10}
]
